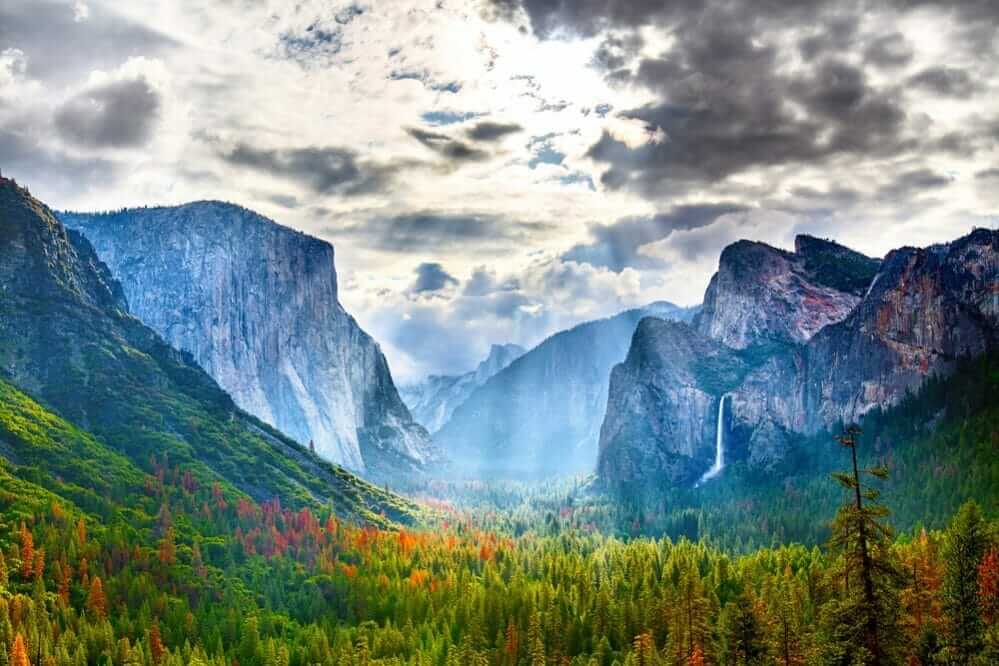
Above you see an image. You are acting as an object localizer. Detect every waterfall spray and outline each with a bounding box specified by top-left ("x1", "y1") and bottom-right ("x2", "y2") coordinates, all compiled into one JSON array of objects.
[{"x1": 697, "y1": 394, "x2": 728, "y2": 486}]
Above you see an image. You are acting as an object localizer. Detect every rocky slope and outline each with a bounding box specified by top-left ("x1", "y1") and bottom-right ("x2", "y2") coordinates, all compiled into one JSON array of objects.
[
  {"x1": 435, "y1": 302, "x2": 698, "y2": 477},
  {"x1": 693, "y1": 235, "x2": 880, "y2": 349},
  {"x1": 60, "y1": 202, "x2": 436, "y2": 481},
  {"x1": 598, "y1": 230, "x2": 999, "y2": 488},
  {"x1": 0, "y1": 177, "x2": 421, "y2": 524},
  {"x1": 400, "y1": 343, "x2": 524, "y2": 433}
]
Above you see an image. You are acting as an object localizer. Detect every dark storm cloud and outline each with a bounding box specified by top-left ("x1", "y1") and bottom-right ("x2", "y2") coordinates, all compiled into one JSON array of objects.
[
  {"x1": 0, "y1": 128, "x2": 117, "y2": 199},
  {"x1": 465, "y1": 121, "x2": 522, "y2": 141},
  {"x1": 55, "y1": 78, "x2": 161, "y2": 148},
  {"x1": 329, "y1": 211, "x2": 551, "y2": 253},
  {"x1": 584, "y1": 28, "x2": 911, "y2": 196},
  {"x1": 0, "y1": 1, "x2": 176, "y2": 84},
  {"x1": 796, "y1": 15, "x2": 859, "y2": 61},
  {"x1": 563, "y1": 203, "x2": 747, "y2": 272},
  {"x1": 863, "y1": 32, "x2": 914, "y2": 68},
  {"x1": 877, "y1": 168, "x2": 952, "y2": 200},
  {"x1": 406, "y1": 127, "x2": 490, "y2": 162},
  {"x1": 489, "y1": 0, "x2": 993, "y2": 200},
  {"x1": 221, "y1": 143, "x2": 398, "y2": 195},
  {"x1": 909, "y1": 67, "x2": 979, "y2": 98},
  {"x1": 411, "y1": 262, "x2": 459, "y2": 294}
]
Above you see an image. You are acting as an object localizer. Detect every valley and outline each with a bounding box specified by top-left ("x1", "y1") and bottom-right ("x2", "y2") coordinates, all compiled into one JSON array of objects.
[{"x1": 0, "y1": 175, "x2": 996, "y2": 666}]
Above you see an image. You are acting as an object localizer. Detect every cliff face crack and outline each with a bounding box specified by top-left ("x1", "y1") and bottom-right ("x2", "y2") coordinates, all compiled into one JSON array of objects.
[{"x1": 697, "y1": 394, "x2": 728, "y2": 487}]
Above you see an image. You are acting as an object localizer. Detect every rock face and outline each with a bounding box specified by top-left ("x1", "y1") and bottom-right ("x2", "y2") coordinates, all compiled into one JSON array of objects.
[
  {"x1": 400, "y1": 343, "x2": 524, "y2": 433},
  {"x1": 60, "y1": 202, "x2": 436, "y2": 480},
  {"x1": 801, "y1": 228, "x2": 999, "y2": 431},
  {"x1": 598, "y1": 230, "x2": 999, "y2": 487},
  {"x1": 694, "y1": 235, "x2": 879, "y2": 349},
  {"x1": 0, "y1": 177, "x2": 421, "y2": 523},
  {"x1": 434, "y1": 302, "x2": 698, "y2": 477},
  {"x1": 597, "y1": 319, "x2": 745, "y2": 484}
]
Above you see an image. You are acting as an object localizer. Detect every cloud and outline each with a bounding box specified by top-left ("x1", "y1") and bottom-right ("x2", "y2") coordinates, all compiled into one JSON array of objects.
[
  {"x1": 585, "y1": 32, "x2": 911, "y2": 195},
  {"x1": 877, "y1": 168, "x2": 952, "y2": 201},
  {"x1": 0, "y1": 1, "x2": 176, "y2": 85},
  {"x1": 411, "y1": 262, "x2": 459, "y2": 294},
  {"x1": 909, "y1": 67, "x2": 979, "y2": 98},
  {"x1": 388, "y1": 69, "x2": 462, "y2": 93},
  {"x1": 406, "y1": 127, "x2": 490, "y2": 162},
  {"x1": 329, "y1": 211, "x2": 552, "y2": 253},
  {"x1": 55, "y1": 77, "x2": 160, "y2": 148},
  {"x1": 0, "y1": 127, "x2": 117, "y2": 200},
  {"x1": 220, "y1": 143, "x2": 399, "y2": 196},
  {"x1": 490, "y1": 0, "x2": 989, "y2": 205},
  {"x1": 465, "y1": 120, "x2": 522, "y2": 141},
  {"x1": 563, "y1": 203, "x2": 748, "y2": 271},
  {"x1": 863, "y1": 32, "x2": 913, "y2": 68}
]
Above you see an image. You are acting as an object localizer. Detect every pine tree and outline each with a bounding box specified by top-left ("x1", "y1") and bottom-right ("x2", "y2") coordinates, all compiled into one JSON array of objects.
[
  {"x1": 942, "y1": 501, "x2": 988, "y2": 662},
  {"x1": 527, "y1": 611, "x2": 545, "y2": 666},
  {"x1": 725, "y1": 592, "x2": 767, "y2": 665},
  {"x1": 823, "y1": 425, "x2": 902, "y2": 665}
]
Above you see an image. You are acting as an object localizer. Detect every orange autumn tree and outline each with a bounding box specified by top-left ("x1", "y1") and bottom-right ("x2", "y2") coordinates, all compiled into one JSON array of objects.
[
  {"x1": 87, "y1": 576, "x2": 107, "y2": 619},
  {"x1": 150, "y1": 625, "x2": 166, "y2": 664},
  {"x1": 979, "y1": 547, "x2": 999, "y2": 625},
  {"x1": 10, "y1": 633, "x2": 31, "y2": 666},
  {"x1": 19, "y1": 523, "x2": 33, "y2": 579}
]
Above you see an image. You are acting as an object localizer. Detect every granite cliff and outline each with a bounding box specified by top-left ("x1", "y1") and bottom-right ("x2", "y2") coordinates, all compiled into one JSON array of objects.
[{"x1": 60, "y1": 202, "x2": 437, "y2": 481}]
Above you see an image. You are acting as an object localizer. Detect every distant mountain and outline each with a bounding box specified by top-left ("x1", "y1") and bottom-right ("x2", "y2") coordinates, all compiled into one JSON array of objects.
[
  {"x1": 0, "y1": 177, "x2": 420, "y2": 524},
  {"x1": 400, "y1": 343, "x2": 525, "y2": 433},
  {"x1": 60, "y1": 202, "x2": 437, "y2": 483},
  {"x1": 434, "y1": 301, "x2": 699, "y2": 477},
  {"x1": 598, "y1": 230, "x2": 999, "y2": 487}
]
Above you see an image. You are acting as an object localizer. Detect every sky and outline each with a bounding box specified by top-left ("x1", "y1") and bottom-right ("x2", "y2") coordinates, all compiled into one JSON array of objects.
[{"x1": 1, "y1": 0, "x2": 997, "y2": 383}]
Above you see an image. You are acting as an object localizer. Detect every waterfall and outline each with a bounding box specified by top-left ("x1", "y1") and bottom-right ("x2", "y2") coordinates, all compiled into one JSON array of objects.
[{"x1": 697, "y1": 394, "x2": 728, "y2": 486}]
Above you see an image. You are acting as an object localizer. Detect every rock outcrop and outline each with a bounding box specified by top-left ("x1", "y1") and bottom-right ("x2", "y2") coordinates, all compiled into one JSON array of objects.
[
  {"x1": 598, "y1": 230, "x2": 999, "y2": 487},
  {"x1": 60, "y1": 202, "x2": 436, "y2": 480},
  {"x1": 434, "y1": 302, "x2": 698, "y2": 477},
  {"x1": 400, "y1": 343, "x2": 524, "y2": 433},
  {"x1": 694, "y1": 235, "x2": 879, "y2": 349}
]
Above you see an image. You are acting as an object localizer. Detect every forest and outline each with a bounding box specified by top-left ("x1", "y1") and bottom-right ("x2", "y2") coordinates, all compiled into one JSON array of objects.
[{"x1": 1, "y1": 354, "x2": 998, "y2": 665}]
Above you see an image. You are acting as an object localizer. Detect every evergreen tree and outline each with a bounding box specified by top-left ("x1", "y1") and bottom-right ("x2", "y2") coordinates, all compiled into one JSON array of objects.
[
  {"x1": 942, "y1": 501, "x2": 988, "y2": 662},
  {"x1": 725, "y1": 592, "x2": 767, "y2": 665},
  {"x1": 822, "y1": 425, "x2": 902, "y2": 665}
]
